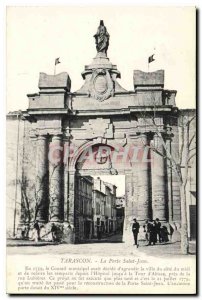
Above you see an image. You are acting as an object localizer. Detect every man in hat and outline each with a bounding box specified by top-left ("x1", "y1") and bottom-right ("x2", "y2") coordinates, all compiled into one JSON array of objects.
[
  {"x1": 33, "y1": 220, "x2": 40, "y2": 242},
  {"x1": 155, "y1": 218, "x2": 162, "y2": 243},
  {"x1": 51, "y1": 223, "x2": 58, "y2": 242},
  {"x1": 132, "y1": 218, "x2": 140, "y2": 248}
]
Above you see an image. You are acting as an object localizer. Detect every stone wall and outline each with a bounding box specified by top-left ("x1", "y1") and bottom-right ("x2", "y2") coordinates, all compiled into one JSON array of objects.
[{"x1": 6, "y1": 113, "x2": 24, "y2": 237}]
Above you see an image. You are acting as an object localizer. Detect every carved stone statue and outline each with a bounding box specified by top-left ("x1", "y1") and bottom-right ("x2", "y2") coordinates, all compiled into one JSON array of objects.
[{"x1": 94, "y1": 20, "x2": 110, "y2": 55}]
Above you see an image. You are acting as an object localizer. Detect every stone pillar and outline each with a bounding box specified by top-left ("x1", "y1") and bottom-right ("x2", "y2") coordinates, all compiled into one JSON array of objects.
[
  {"x1": 68, "y1": 171, "x2": 75, "y2": 226},
  {"x1": 151, "y1": 134, "x2": 166, "y2": 221},
  {"x1": 35, "y1": 135, "x2": 49, "y2": 222},
  {"x1": 63, "y1": 137, "x2": 70, "y2": 222},
  {"x1": 67, "y1": 170, "x2": 76, "y2": 243},
  {"x1": 166, "y1": 138, "x2": 173, "y2": 222},
  {"x1": 122, "y1": 172, "x2": 134, "y2": 244},
  {"x1": 137, "y1": 134, "x2": 151, "y2": 222},
  {"x1": 49, "y1": 135, "x2": 64, "y2": 222},
  {"x1": 124, "y1": 172, "x2": 133, "y2": 223}
]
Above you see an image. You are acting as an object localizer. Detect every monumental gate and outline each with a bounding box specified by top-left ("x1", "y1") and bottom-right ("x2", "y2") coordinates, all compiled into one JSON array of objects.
[{"x1": 19, "y1": 21, "x2": 180, "y2": 243}]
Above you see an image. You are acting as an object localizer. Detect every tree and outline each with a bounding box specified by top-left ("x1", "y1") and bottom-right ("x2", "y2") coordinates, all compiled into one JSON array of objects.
[
  {"x1": 140, "y1": 103, "x2": 196, "y2": 254},
  {"x1": 20, "y1": 165, "x2": 59, "y2": 238},
  {"x1": 20, "y1": 171, "x2": 48, "y2": 237}
]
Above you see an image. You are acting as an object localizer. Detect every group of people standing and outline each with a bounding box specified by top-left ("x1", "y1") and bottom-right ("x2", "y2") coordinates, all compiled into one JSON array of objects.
[
  {"x1": 31, "y1": 220, "x2": 58, "y2": 242},
  {"x1": 132, "y1": 218, "x2": 171, "y2": 248}
]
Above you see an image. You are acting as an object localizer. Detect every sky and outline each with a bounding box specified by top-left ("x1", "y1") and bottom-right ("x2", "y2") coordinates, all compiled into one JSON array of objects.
[
  {"x1": 6, "y1": 6, "x2": 195, "y2": 113},
  {"x1": 93, "y1": 175, "x2": 125, "y2": 197}
]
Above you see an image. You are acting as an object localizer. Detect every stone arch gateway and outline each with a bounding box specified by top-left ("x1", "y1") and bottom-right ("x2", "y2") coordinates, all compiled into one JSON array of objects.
[{"x1": 20, "y1": 21, "x2": 181, "y2": 243}]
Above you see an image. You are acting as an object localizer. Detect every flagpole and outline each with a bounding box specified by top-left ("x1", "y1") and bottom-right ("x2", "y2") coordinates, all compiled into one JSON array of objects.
[
  {"x1": 148, "y1": 53, "x2": 155, "y2": 72},
  {"x1": 54, "y1": 58, "x2": 60, "y2": 75}
]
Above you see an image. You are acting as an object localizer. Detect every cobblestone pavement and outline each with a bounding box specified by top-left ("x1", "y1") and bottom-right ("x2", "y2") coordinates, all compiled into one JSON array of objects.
[{"x1": 7, "y1": 234, "x2": 196, "y2": 257}]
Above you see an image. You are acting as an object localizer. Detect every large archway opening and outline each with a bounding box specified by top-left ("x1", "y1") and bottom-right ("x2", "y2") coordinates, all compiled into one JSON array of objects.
[{"x1": 74, "y1": 143, "x2": 126, "y2": 243}]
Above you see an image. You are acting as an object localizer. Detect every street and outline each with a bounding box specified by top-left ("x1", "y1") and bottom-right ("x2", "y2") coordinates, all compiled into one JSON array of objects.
[{"x1": 7, "y1": 233, "x2": 196, "y2": 257}]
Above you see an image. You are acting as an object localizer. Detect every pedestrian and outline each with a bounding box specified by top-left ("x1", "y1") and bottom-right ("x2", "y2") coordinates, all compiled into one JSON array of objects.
[
  {"x1": 33, "y1": 220, "x2": 40, "y2": 242},
  {"x1": 161, "y1": 226, "x2": 169, "y2": 242},
  {"x1": 144, "y1": 220, "x2": 151, "y2": 244},
  {"x1": 155, "y1": 218, "x2": 162, "y2": 243},
  {"x1": 149, "y1": 220, "x2": 157, "y2": 245},
  {"x1": 132, "y1": 218, "x2": 140, "y2": 248},
  {"x1": 169, "y1": 224, "x2": 174, "y2": 242},
  {"x1": 97, "y1": 225, "x2": 102, "y2": 240},
  {"x1": 51, "y1": 223, "x2": 58, "y2": 242},
  {"x1": 21, "y1": 224, "x2": 26, "y2": 239}
]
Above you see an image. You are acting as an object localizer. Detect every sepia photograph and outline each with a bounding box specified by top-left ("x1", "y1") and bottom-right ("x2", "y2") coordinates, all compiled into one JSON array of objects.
[{"x1": 6, "y1": 5, "x2": 196, "y2": 294}]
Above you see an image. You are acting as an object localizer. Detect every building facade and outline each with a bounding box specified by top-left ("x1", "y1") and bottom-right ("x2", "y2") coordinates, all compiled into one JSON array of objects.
[
  {"x1": 116, "y1": 196, "x2": 125, "y2": 233},
  {"x1": 6, "y1": 21, "x2": 196, "y2": 242},
  {"x1": 76, "y1": 176, "x2": 93, "y2": 241},
  {"x1": 92, "y1": 177, "x2": 106, "y2": 237},
  {"x1": 104, "y1": 182, "x2": 117, "y2": 234}
]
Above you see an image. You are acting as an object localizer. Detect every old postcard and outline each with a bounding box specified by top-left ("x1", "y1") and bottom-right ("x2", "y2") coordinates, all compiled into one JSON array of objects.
[{"x1": 6, "y1": 6, "x2": 196, "y2": 294}]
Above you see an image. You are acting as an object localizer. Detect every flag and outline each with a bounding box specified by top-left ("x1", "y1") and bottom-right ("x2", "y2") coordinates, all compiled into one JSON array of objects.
[
  {"x1": 148, "y1": 54, "x2": 155, "y2": 64},
  {"x1": 55, "y1": 57, "x2": 61, "y2": 65}
]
